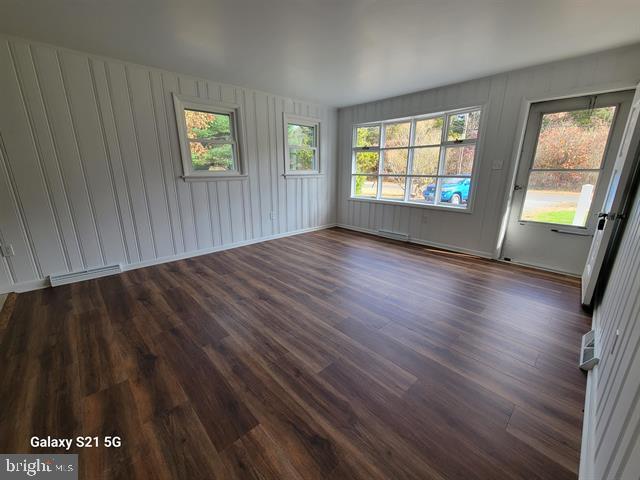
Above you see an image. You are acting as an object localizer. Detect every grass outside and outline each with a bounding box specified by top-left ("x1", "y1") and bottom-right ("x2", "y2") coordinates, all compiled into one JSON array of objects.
[{"x1": 526, "y1": 209, "x2": 576, "y2": 225}]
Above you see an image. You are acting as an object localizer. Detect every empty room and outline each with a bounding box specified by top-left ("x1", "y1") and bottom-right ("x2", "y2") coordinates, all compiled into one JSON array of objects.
[{"x1": 1, "y1": 1, "x2": 640, "y2": 478}]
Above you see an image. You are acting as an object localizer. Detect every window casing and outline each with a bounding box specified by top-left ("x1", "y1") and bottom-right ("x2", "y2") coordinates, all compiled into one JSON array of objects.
[
  {"x1": 351, "y1": 107, "x2": 483, "y2": 210},
  {"x1": 173, "y1": 94, "x2": 246, "y2": 179},
  {"x1": 284, "y1": 114, "x2": 320, "y2": 175}
]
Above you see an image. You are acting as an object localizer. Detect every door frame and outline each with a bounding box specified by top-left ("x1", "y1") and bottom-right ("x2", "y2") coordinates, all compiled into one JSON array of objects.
[{"x1": 495, "y1": 82, "x2": 640, "y2": 262}]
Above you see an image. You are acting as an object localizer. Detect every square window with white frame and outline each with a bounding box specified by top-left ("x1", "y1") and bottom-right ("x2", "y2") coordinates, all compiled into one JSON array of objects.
[
  {"x1": 351, "y1": 107, "x2": 482, "y2": 209},
  {"x1": 173, "y1": 94, "x2": 246, "y2": 179},
  {"x1": 284, "y1": 114, "x2": 320, "y2": 175}
]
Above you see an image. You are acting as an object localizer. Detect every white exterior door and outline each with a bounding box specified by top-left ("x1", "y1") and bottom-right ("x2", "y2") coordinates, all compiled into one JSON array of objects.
[
  {"x1": 502, "y1": 91, "x2": 634, "y2": 275},
  {"x1": 582, "y1": 84, "x2": 640, "y2": 305}
]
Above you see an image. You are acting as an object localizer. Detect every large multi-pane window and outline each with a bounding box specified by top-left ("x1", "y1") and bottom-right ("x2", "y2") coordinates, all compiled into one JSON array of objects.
[{"x1": 351, "y1": 107, "x2": 482, "y2": 209}]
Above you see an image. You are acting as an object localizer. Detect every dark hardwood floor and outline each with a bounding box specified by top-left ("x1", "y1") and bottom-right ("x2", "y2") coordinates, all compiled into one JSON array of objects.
[{"x1": 0, "y1": 228, "x2": 590, "y2": 479}]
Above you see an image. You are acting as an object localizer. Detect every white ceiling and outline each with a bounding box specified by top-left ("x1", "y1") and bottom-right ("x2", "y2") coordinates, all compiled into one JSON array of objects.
[{"x1": 1, "y1": 0, "x2": 640, "y2": 107}]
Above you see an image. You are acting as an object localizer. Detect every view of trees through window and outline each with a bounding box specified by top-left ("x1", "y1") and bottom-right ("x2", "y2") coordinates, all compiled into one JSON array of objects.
[
  {"x1": 184, "y1": 109, "x2": 235, "y2": 171},
  {"x1": 287, "y1": 122, "x2": 318, "y2": 172},
  {"x1": 520, "y1": 106, "x2": 615, "y2": 226},
  {"x1": 352, "y1": 109, "x2": 481, "y2": 208}
]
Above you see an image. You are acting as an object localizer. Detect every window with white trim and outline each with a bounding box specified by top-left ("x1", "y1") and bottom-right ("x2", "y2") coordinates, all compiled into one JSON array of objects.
[
  {"x1": 285, "y1": 114, "x2": 320, "y2": 175},
  {"x1": 173, "y1": 94, "x2": 245, "y2": 179},
  {"x1": 351, "y1": 107, "x2": 482, "y2": 209}
]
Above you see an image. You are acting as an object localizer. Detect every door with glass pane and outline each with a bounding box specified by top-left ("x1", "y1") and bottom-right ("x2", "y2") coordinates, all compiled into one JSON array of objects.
[{"x1": 501, "y1": 91, "x2": 633, "y2": 275}]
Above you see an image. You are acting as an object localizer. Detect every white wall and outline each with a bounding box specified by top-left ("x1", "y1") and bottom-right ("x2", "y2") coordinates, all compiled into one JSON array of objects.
[
  {"x1": 0, "y1": 35, "x2": 338, "y2": 293},
  {"x1": 337, "y1": 43, "x2": 640, "y2": 258},
  {"x1": 580, "y1": 182, "x2": 640, "y2": 480}
]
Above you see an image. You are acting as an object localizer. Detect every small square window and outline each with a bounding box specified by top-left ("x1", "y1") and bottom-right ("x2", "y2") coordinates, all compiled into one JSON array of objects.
[
  {"x1": 174, "y1": 94, "x2": 246, "y2": 179},
  {"x1": 284, "y1": 114, "x2": 321, "y2": 175}
]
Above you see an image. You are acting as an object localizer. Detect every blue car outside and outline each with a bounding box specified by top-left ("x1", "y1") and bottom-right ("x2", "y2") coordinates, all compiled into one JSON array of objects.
[{"x1": 423, "y1": 178, "x2": 470, "y2": 205}]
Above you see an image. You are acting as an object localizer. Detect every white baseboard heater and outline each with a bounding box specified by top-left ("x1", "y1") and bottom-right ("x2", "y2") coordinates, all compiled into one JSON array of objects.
[
  {"x1": 49, "y1": 264, "x2": 122, "y2": 287},
  {"x1": 376, "y1": 229, "x2": 409, "y2": 242},
  {"x1": 580, "y1": 329, "x2": 599, "y2": 371}
]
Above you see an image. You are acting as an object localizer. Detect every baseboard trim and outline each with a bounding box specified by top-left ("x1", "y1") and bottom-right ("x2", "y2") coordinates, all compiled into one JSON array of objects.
[
  {"x1": 123, "y1": 223, "x2": 336, "y2": 272},
  {"x1": 336, "y1": 223, "x2": 494, "y2": 259},
  {"x1": 496, "y1": 257, "x2": 581, "y2": 278},
  {"x1": 0, "y1": 223, "x2": 336, "y2": 294},
  {"x1": 5, "y1": 278, "x2": 49, "y2": 293}
]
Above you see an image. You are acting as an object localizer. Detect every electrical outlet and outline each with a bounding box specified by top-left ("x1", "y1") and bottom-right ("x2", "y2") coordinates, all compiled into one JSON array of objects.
[
  {"x1": 269, "y1": 211, "x2": 276, "y2": 221},
  {"x1": 421, "y1": 212, "x2": 429, "y2": 224},
  {"x1": 0, "y1": 244, "x2": 15, "y2": 257}
]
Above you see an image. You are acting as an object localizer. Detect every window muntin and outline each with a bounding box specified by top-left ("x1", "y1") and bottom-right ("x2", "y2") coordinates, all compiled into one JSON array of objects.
[
  {"x1": 173, "y1": 94, "x2": 245, "y2": 178},
  {"x1": 351, "y1": 107, "x2": 482, "y2": 209},
  {"x1": 285, "y1": 115, "x2": 320, "y2": 174}
]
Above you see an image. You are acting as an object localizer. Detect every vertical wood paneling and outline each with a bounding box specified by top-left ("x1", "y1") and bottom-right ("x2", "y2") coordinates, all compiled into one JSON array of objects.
[
  {"x1": 0, "y1": 36, "x2": 337, "y2": 293},
  {"x1": 126, "y1": 66, "x2": 175, "y2": 257},
  {"x1": 162, "y1": 72, "x2": 198, "y2": 253},
  {"x1": 0, "y1": 144, "x2": 38, "y2": 283},
  {"x1": 590, "y1": 185, "x2": 640, "y2": 480},
  {"x1": 58, "y1": 51, "x2": 127, "y2": 265},
  {"x1": 90, "y1": 59, "x2": 140, "y2": 264},
  {"x1": 106, "y1": 61, "x2": 156, "y2": 260},
  {"x1": 0, "y1": 41, "x2": 67, "y2": 276},
  {"x1": 10, "y1": 42, "x2": 84, "y2": 272}
]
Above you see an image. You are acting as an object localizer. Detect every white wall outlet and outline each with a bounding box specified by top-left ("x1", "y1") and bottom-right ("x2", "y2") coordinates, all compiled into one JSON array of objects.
[
  {"x1": 421, "y1": 212, "x2": 429, "y2": 224},
  {"x1": 269, "y1": 211, "x2": 276, "y2": 221},
  {"x1": 0, "y1": 244, "x2": 15, "y2": 257}
]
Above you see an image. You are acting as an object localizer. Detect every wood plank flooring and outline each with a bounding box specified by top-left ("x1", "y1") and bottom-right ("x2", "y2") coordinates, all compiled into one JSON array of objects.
[{"x1": 0, "y1": 228, "x2": 590, "y2": 479}]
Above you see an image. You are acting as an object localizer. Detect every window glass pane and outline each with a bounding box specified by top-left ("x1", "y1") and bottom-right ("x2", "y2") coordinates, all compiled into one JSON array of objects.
[
  {"x1": 190, "y1": 142, "x2": 234, "y2": 171},
  {"x1": 355, "y1": 126, "x2": 380, "y2": 147},
  {"x1": 532, "y1": 107, "x2": 616, "y2": 170},
  {"x1": 438, "y1": 177, "x2": 471, "y2": 206},
  {"x1": 444, "y1": 145, "x2": 475, "y2": 175},
  {"x1": 447, "y1": 110, "x2": 480, "y2": 141},
  {"x1": 382, "y1": 149, "x2": 408, "y2": 175},
  {"x1": 352, "y1": 175, "x2": 378, "y2": 197},
  {"x1": 520, "y1": 171, "x2": 599, "y2": 226},
  {"x1": 288, "y1": 124, "x2": 315, "y2": 147},
  {"x1": 414, "y1": 117, "x2": 443, "y2": 145},
  {"x1": 355, "y1": 151, "x2": 379, "y2": 174},
  {"x1": 409, "y1": 177, "x2": 437, "y2": 204},
  {"x1": 289, "y1": 148, "x2": 316, "y2": 171},
  {"x1": 412, "y1": 147, "x2": 440, "y2": 175},
  {"x1": 380, "y1": 176, "x2": 406, "y2": 200},
  {"x1": 185, "y1": 109, "x2": 231, "y2": 140},
  {"x1": 384, "y1": 122, "x2": 411, "y2": 147}
]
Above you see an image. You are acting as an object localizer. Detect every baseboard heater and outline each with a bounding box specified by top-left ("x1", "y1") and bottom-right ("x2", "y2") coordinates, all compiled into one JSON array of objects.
[
  {"x1": 49, "y1": 264, "x2": 122, "y2": 287},
  {"x1": 376, "y1": 229, "x2": 410, "y2": 242},
  {"x1": 580, "y1": 330, "x2": 599, "y2": 371}
]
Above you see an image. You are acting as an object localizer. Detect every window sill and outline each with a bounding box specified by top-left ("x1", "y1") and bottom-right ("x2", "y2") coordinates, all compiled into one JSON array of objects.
[
  {"x1": 282, "y1": 173, "x2": 323, "y2": 178},
  {"x1": 181, "y1": 174, "x2": 248, "y2": 182},
  {"x1": 348, "y1": 196, "x2": 473, "y2": 214}
]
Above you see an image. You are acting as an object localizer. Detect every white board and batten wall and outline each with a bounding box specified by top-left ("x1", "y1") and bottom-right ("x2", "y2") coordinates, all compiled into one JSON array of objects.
[
  {"x1": 579, "y1": 183, "x2": 640, "y2": 480},
  {"x1": 0, "y1": 35, "x2": 338, "y2": 294},
  {"x1": 337, "y1": 42, "x2": 640, "y2": 260}
]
